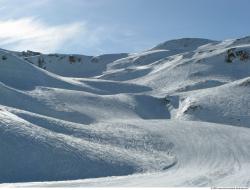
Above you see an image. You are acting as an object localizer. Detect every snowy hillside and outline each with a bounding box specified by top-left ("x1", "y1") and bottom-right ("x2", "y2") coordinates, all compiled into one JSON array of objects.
[{"x1": 1, "y1": 36, "x2": 250, "y2": 187}]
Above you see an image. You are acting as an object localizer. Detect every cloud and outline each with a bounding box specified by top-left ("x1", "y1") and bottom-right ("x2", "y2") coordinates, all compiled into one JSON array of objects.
[
  {"x1": 0, "y1": 17, "x2": 144, "y2": 55},
  {"x1": 0, "y1": 17, "x2": 86, "y2": 53},
  {"x1": 0, "y1": 0, "x2": 153, "y2": 55}
]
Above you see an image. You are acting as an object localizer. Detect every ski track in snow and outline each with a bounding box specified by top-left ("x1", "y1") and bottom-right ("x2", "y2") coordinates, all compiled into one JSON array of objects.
[{"x1": 1, "y1": 37, "x2": 250, "y2": 187}]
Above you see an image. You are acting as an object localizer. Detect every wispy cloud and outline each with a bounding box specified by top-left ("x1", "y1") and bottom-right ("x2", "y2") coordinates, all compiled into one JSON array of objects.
[
  {"x1": 0, "y1": 0, "x2": 147, "y2": 54},
  {"x1": 0, "y1": 17, "x2": 87, "y2": 53},
  {"x1": 0, "y1": 17, "x2": 141, "y2": 54}
]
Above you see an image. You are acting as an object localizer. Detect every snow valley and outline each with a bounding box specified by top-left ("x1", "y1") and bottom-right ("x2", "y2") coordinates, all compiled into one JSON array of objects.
[{"x1": 1, "y1": 37, "x2": 250, "y2": 187}]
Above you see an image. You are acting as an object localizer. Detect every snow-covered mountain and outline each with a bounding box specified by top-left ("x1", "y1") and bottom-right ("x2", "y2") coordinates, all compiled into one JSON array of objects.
[{"x1": 1, "y1": 36, "x2": 250, "y2": 187}]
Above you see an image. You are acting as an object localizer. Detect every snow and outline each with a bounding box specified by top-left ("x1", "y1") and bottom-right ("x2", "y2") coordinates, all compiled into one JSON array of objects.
[
  {"x1": 1, "y1": 118, "x2": 250, "y2": 187},
  {"x1": 151, "y1": 38, "x2": 217, "y2": 53},
  {"x1": 1, "y1": 36, "x2": 250, "y2": 187},
  {"x1": 21, "y1": 52, "x2": 128, "y2": 78}
]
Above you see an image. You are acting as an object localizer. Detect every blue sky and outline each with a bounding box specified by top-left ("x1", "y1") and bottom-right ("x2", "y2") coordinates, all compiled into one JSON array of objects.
[{"x1": 0, "y1": 0, "x2": 250, "y2": 55}]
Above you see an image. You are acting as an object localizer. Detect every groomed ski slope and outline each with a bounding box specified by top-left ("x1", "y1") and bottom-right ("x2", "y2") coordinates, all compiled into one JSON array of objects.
[
  {"x1": 1, "y1": 37, "x2": 250, "y2": 187},
  {"x1": 2, "y1": 118, "x2": 250, "y2": 187}
]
